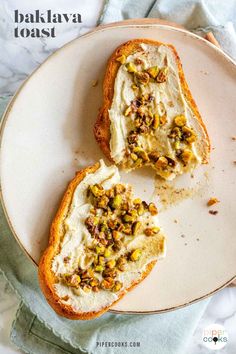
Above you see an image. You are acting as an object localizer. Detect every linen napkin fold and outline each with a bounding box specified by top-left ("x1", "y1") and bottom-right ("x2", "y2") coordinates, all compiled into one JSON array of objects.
[
  {"x1": 2, "y1": 0, "x2": 236, "y2": 352},
  {"x1": 0, "y1": 95, "x2": 210, "y2": 354},
  {"x1": 99, "y1": 0, "x2": 236, "y2": 61}
]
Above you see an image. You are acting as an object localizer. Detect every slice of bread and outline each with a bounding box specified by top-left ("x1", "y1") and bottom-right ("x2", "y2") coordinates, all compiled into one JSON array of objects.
[
  {"x1": 39, "y1": 160, "x2": 165, "y2": 320},
  {"x1": 94, "y1": 39, "x2": 210, "y2": 180}
]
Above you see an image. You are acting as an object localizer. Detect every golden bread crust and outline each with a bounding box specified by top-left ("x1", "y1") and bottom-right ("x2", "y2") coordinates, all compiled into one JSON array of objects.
[
  {"x1": 38, "y1": 162, "x2": 157, "y2": 320},
  {"x1": 94, "y1": 39, "x2": 210, "y2": 164}
]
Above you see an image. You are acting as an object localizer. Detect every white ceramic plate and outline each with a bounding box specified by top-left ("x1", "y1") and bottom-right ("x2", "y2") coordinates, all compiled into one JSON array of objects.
[{"x1": 1, "y1": 25, "x2": 236, "y2": 314}]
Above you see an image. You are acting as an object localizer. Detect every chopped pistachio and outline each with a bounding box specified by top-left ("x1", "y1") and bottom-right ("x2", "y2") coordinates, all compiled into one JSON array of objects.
[
  {"x1": 131, "y1": 153, "x2": 138, "y2": 161},
  {"x1": 103, "y1": 268, "x2": 117, "y2": 279},
  {"x1": 155, "y1": 156, "x2": 169, "y2": 169},
  {"x1": 92, "y1": 286, "x2": 99, "y2": 292},
  {"x1": 137, "y1": 203, "x2": 145, "y2": 216},
  {"x1": 182, "y1": 126, "x2": 196, "y2": 143},
  {"x1": 180, "y1": 149, "x2": 193, "y2": 164},
  {"x1": 160, "y1": 114, "x2": 167, "y2": 125},
  {"x1": 124, "y1": 105, "x2": 132, "y2": 116},
  {"x1": 139, "y1": 150, "x2": 149, "y2": 162},
  {"x1": 156, "y1": 67, "x2": 168, "y2": 83},
  {"x1": 115, "y1": 184, "x2": 126, "y2": 194},
  {"x1": 133, "y1": 146, "x2": 143, "y2": 153},
  {"x1": 148, "y1": 110, "x2": 154, "y2": 118},
  {"x1": 131, "y1": 84, "x2": 138, "y2": 90},
  {"x1": 94, "y1": 265, "x2": 104, "y2": 272},
  {"x1": 133, "y1": 158, "x2": 143, "y2": 167},
  {"x1": 112, "y1": 240, "x2": 123, "y2": 251},
  {"x1": 90, "y1": 278, "x2": 99, "y2": 287},
  {"x1": 98, "y1": 256, "x2": 105, "y2": 265},
  {"x1": 83, "y1": 285, "x2": 91, "y2": 293},
  {"x1": 130, "y1": 249, "x2": 142, "y2": 261},
  {"x1": 153, "y1": 114, "x2": 160, "y2": 129},
  {"x1": 97, "y1": 195, "x2": 109, "y2": 209},
  {"x1": 113, "y1": 281, "x2": 123, "y2": 292},
  {"x1": 116, "y1": 54, "x2": 126, "y2": 64},
  {"x1": 123, "y1": 214, "x2": 136, "y2": 223},
  {"x1": 132, "y1": 221, "x2": 142, "y2": 235},
  {"x1": 95, "y1": 245, "x2": 105, "y2": 255},
  {"x1": 90, "y1": 184, "x2": 104, "y2": 197},
  {"x1": 104, "y1": 248, "x2": 112, "y2": 258},
  {"x1": 116, "y1": 256, "x2": 127, "y2": 271},
  {"x1": 106, "y1": 259, "x2": 116, "y2": 269},
  {"x1": 123, "y1": 224, "x2": 132, "y2": 235},
  {"x1": 174, "y1": 115, "x2": 186, "y2": 127},
  {"x1": 144, "y1": 227, "x2": 160, "y2": 236},
  {"x1": 133, "y1": 198, "x2": 142, "y2": 205},
  {"x1": 170, "y1": 126, "x2": 182, "y2": 139},
  {"x1": 101, "y1": 278, "x2": 114, "y2": 290},
  {"x1": 148, "y1": 203, "x2": 158, "y2": 215},
  {"x1": 174, "y1": 140, "x2": 180, "y2": 149},
  {"x1": 147, "y1": 66, "x2": 159, "y2": 78},
  {"x1": 186, "y1": 134, "x2": 196, "y2": 144},
  {"x1": 148, "y1": 151, "x2": 159, "y2": 161},
  {"x1": 134, "y1": 71, "x2": 150, "y2": 85},
  {"x1": 126, "y1": 62, "x2": 137, "y2": 73},
  {"x1": 112, "y1": 230, "x2": 121, "y2": 241},
  {"x1": 111, "y1": 195, "x2": 123, "y2": 209}
]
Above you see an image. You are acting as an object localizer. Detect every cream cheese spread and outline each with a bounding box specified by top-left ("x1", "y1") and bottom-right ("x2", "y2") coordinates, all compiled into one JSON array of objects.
[
  {"x1": 109, "y1": 43, "x2": 203, "y2": 179},
  {"x1": 52, "y1": 160, "x2": 165, "y2": 313}
]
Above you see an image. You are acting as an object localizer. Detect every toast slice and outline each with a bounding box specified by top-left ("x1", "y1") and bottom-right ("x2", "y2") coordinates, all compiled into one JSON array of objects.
[
  {"x1": 39, "y1": 160, "x2": 165, "y2": 320},
  {"x1": 94, "y1": 39, "x2": 210, "y2": 180}
]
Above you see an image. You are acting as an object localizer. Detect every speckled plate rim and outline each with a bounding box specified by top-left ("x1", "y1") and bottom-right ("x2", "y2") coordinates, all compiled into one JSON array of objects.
[{"x1": 0, "y1": 23, "x2": 236, "y2": 314}]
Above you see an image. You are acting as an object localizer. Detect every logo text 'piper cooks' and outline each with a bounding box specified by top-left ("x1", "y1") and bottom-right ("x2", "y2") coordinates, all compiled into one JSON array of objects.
[{"x1": 202, "y1": 324, "x2": 228, "y2": 350}]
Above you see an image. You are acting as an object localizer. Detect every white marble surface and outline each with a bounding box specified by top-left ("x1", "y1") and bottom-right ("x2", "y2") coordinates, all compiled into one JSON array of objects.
[{"x1": 0, "y1": 0, "x2": 235, "y2": 353}]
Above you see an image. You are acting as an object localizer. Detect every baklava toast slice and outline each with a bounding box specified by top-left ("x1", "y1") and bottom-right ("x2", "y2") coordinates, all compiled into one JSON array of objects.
[
  {"x1": 39, "y1": 160, "x2": 165, "y2": 320},
  {"x1": 94, "y1": 39, "x2": 210, "y2": 180}
]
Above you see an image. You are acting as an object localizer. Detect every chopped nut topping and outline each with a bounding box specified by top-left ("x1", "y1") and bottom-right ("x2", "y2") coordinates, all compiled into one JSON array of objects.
[
  {"x1": 134, "y1": 72, "x2": 150, "y2": 86},
  {"x1": 144, "y1": 227, "x2": 160, "y2": 236},
  {"x1": 60, "y1": 182, "x2": 161, "y2": 295},
  {"x1": 155, "y1": 156, "x2": 169, "y2": 169},
  {"x1": 207, "y1": 197, "x2": 219, "y2": 207},
  {"x1": 147, "y1": 66, "x2": 159, "y2": 78},
  {"x1": 174, "y1": 115, "x2": 186, "y2": 127},
  {"x1": 156, "y1": 67, "x2": 168, "y2": 83},
  {"x1": 179, "y1": 149, "x2": 193, "y2": 165},
  {"x1": 130, "y1": 249, "x2": 142, "y2": 261},
  {"x1": 126, "y1": 62, "x2": 137, "y2": 73},
  {"x1": 148, "y1": 203, "x2": 158, "y2": 215},
  {"x1": 116, "y1": 54, "x2": 126, "y2": 64},
  {"x1": 113, "y1": 281, "x2": 123, "y2": 292},
  {"x1": 153, "y1": 114, "x2": 160, "y2": 129}
]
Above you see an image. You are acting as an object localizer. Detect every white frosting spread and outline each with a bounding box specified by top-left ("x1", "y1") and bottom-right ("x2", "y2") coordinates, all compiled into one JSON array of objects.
[
  {"x1": 52, "y1": 160, "x2": 165, "y2": 313},
  {"x1": 109, "y1": 43, "x2": 202, "y2": 179}
]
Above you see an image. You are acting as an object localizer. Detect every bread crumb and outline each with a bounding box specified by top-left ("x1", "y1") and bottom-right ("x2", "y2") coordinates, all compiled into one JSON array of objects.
[
  {"x1": 209, "y1": 210, "x2": 218, "y2": 215},
  {"x1": 91, "y1": 79, "x2": 98, "y2": 87},
  {"x1": 207, "y1": 197, "x2": 219, "y2": 207},
  {"x1": 174, "y1": 219, "x2": 178, "y2": 223},
  {"x1": 232, "y1": 136, "x2": 236, "y2": 141}
]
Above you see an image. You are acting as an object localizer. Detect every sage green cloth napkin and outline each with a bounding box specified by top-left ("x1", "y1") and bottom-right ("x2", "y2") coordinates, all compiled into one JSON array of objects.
[
  {"x1": 99, "y1": 0, "x2": 236, "y2": 60},
  {"x1": 0, "y1": 95, "x2": 209, "y2": 354}
]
